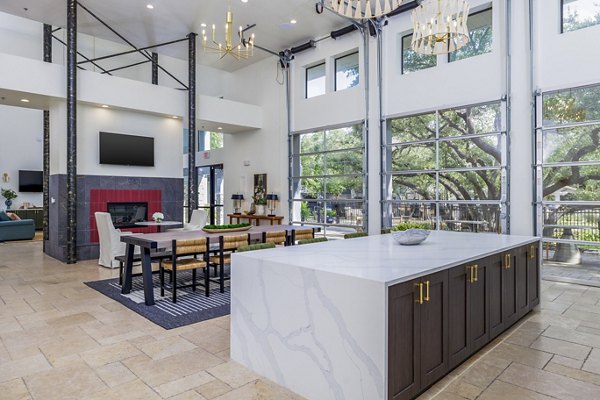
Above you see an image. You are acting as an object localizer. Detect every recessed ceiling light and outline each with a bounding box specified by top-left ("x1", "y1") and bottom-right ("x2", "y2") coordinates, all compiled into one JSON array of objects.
[
  {"x1": 217, "y1": 127, "x2": 223, "y2": 130},
  {"x1": 201, "y1": 23, "x2": 207, "y2": 27},
  {"x1": 290, "y1": 19, "x2": 297, "y2": 24},
  {"x1": 101, "y1": 104, "x2": 109, "y2": 108},
  {"x1": 20, "y1": 98, "x2": 29, "y2": 103},
  {"x1": 172, "y1": 116, "x2": 178, "y2": 119},
  {"x1": 241, "y1": 0, "x2": 248, "y2": 3},
  {"x1": 146, "y1": 4, "x2": 154, "y2": 9}
]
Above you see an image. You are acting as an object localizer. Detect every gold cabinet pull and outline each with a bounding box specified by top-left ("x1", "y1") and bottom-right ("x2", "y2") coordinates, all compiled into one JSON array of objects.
[
  {"x1": 416, "y1": 283, "x2": 423, "y2": 305},
  {"x1": 424, "y1": 281, "x2": 430, "y2": 302},
  {"x1": 530, "y1": 244, "x2": 535, "y2": 259},
  {"x1": 468, "y1": 265, "x2": 474, "y2": 283},
  {"x1": 505, "y1": 254, "x2": 511, "y2": 269},
  {"x1": 473, "y1": 264, "x2": 478, "y2": 282}
]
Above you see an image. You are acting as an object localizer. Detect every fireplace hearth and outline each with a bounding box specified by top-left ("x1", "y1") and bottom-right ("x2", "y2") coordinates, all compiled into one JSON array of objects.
[{"x1": 107, "y1": 202, "x2": 148, "y2": 229}]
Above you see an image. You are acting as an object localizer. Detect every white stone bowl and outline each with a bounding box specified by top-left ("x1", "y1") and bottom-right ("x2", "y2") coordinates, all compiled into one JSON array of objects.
[{"x1": 391, "y1": 228, "x2": 430, "y2": 245}]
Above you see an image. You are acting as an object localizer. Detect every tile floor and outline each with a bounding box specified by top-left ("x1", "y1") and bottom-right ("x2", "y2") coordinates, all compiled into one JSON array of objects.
[{"x1": 2, "y1": 241, "x2": 600, "y2": 399}]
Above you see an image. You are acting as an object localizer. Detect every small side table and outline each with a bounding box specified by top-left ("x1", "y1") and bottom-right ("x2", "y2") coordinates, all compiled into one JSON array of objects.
[
  {"x1": 227, "y1": 214, "x2": 284, "y2": 226},
  {"x1": 135, "y1": 221, "x2": 182, "y2": 233}
]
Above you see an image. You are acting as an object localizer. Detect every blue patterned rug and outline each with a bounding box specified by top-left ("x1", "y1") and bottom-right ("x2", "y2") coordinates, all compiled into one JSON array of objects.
[{"x1": 85, "y1": 271, "x2": 230, "y2": 329}]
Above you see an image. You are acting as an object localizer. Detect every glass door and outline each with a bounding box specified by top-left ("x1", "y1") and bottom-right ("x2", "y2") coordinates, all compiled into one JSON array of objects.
[{"x1": 197, "y1": 164, "x2": 224, "y2": 225}]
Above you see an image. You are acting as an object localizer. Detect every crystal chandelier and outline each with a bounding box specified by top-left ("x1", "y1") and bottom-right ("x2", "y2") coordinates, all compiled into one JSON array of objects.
[
  {"x1": 411, "y1": 0, "x2": 470, "y2": 55},
  {"x1": 202, "y1": 8, "x2": 255, "y2": 60},
  {"x1": 329, "y1": 0, "x2": 404, "y2": 19}
]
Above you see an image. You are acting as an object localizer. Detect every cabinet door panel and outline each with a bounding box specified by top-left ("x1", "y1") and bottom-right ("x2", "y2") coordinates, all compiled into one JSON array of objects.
[
  {"x1": 502, "y1": 252, "x2": 518, "y2": 327},
  {"x1": 389, "y1": 280, "x2": 420, "y2": 400},
  {"x1": 528, "y1": 243, "x2": 540, "y2": 307},
  {"x1": 470, "y1": 260, "x2": 490, "y2": 353},
  {"x1": 516, "y1": 246, "x2": 530, "y2": 319},
  {"x1": 489, "y1": 254, "x2": 504, "y2": 339},
  {"x1": 420, "y1": 270, "x2": 448, "y2": 389},
  {"x1": 448, "y1": 264, "x2": 469, "y2": 369}
]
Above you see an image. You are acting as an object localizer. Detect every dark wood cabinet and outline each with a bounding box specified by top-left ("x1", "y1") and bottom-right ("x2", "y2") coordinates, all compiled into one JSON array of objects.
[
  {"x1": 448, "y1": 257, "x2": 490, "y2": 369},
  {"x1": 7, "y1": 208, "x2": 43, "y2": 230},
  {"x1": 527, "y1": 243, "x2": 540, "y2": 307},
  {"x1": 389, "y1": 271, "x2": 448, "y2": 400},
  {"x1": 389, "y1": 242, "x2": 540, "y2": 400}
]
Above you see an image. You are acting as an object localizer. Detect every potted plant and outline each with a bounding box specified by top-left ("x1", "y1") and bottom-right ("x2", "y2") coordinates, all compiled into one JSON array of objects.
[
  {"x1": 1, "y1": 188, "x2": 17, "y2": 209},
  {"x1": 152, "y1": 212, "x2": 164, "y2": 223},
  {"x1": 255, "y1": 197, "x2": 267, "y2": 215}
]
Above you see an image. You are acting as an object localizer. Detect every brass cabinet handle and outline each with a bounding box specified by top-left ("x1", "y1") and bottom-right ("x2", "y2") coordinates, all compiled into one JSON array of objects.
[
  {"x1": 424, "y1": 280, "x2": 430, "y2": 302},
  {"x1": 530, "y1": 245, "x2": 535, "y2": 259},
  {"x1": 416, "y1": 283, "x2": 423, "y2": 305},
  {"x1": 468, "y1": 265, "x2": 474, "y2": 283},
  {"x1": 505, "y1": 254, "x2": 511, "y2": 269},
  {"x1": 473, "y1": 264, "x2": 478, "y2": 282}
]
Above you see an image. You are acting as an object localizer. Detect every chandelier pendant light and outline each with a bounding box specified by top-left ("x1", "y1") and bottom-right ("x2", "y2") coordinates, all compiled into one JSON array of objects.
[
  {"x1": 411, "y1": 0, "x2": 470, "y2": 55},
  {"x1": 202, "y1": 8, "x2": 255, "y2": 60},
  {"x1": 329, "y1": 0, "x2": 404, "y2": 20}
]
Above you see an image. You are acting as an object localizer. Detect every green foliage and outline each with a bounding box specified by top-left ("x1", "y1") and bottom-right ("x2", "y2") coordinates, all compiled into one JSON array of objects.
[
  {"x1": 300, "y1": 202, "x2": 310, "y2": 221},
  {"x1": 255, "y1": 198, "x2": 267, "y2": 205},
  {"x1": 344, "y1": 232, "x2": 368, "y2": 239},
  {"x1": 392, "y1": 221, "x2": 434, "y2": 231},
  {"x1": 1, "y1": 188, "x2": 17, "y2": 201},
  {"x1": 204, "y1": 223, "x2": 250, "y2": 230},
  {"x1": 298, "y1": 237, "x2": 328, "y2": 245},
  {"x1": 209, "y1": 132, "x2": 223, "y2": 150},
  {"x1": 237, "y1": 243, "x2": 276, "y2": 252},
  {"x1": 562, "y1": 5, "x2": 600, "y2": 32}
]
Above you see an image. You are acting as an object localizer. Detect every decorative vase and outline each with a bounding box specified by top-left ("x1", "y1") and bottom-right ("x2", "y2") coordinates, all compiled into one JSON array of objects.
[
  {"x1": 5, "y1": 199, "x2": 12, "y2": 209},
  {"x1": 256, "y1": 205, "x2": 265, "y2": 216},
  {"x1": 249, "y1": 203, "x2": 256, "y2": 215}
]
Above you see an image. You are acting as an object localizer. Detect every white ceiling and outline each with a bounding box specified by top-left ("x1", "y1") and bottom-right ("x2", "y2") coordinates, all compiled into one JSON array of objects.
[{"x1": 0, "y1": 0, "x2": 349, "y2": 72}]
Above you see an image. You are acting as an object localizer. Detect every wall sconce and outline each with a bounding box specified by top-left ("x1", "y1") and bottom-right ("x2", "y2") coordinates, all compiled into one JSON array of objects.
[
  {"x1": 266, "y1": 193, "x2": 279, "y2": 217},
  {"x1": 1, "y1": 173, "x2": 9, "y2": 183},
  {"x1": 231, "y1": 193, "x2": 244, "y2": 215}
]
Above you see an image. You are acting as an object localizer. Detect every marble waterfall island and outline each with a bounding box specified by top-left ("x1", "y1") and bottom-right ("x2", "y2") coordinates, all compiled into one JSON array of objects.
[{"x1": 230, "y1": 231, "x2": 540, "y2": 400}]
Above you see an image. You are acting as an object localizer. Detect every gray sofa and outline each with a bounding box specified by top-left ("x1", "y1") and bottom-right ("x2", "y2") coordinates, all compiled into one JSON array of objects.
[{"x1": 0, "y1": 219, "x2": 35, "y2": 241}]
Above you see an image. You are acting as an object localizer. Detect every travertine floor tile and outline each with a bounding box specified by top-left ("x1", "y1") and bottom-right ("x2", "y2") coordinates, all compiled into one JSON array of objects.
[
  {"x1": 488, "y1": 342, "x2": 553, "y2": 369},
  {"x1": 24, "y1": 361, "x2": 107, "y2": 400},
  {"x1": 0, "y1": 353, "x2": 52, "y2": 383},
  {"x1": 0, "y1": 378, "x2": 31, "y2": 400},
  {"x1": 477, "y1": 380, "x2": 555, "y2": 400},
  {"x1": 169, "y1": 390, "x2": 208, "y2": 400},
  {"x1": 498, "y1": 362, "x2": 600, "y2": 399},
  {"x1": 543, "y1": 325, "x2": 600, "y2": 348},
  {"x1": 550, "y1": 354, "x2": 584, "y2": 370},
  {"x1": 530, "y1": 336, "x2": 591, "y2": 360},
  {"x1": 84, "y1": 378, "x2": 162, "y2": 400},
  {"x1": 195, "y1": 379, "x2": 233, "y2": 399},
  {"x1": 545, "y1": 361, "x2": 600, "y2": 386},
  {"x1": 138, "y1": 335, "x2": 197, "y2": 360},
  {"x1": 207, "y1": 361, "x2": 261, "y2": 389},
  {"x1": 95, "y1": 361, "x2": 137, "y2": 388},
  {"x1": 212, "y1": 379, "x2": 303, "y2": 400},
  {"x1": 80, "y1": 341, "x2": 142, "y2": 368},
  {"x1": 154, "y1": 370, "x2": 214, "y2": 398},
  {"x1": 582, "y1": 348, "x2": 600, "y2": 375}
]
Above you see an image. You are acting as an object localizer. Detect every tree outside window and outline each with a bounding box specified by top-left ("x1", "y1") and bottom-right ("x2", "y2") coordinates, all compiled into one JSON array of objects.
[
  {"x1": 448, "y1": 7, "x2": 493, "y2": 63},
  {"x1": 562, "y1": 0, "x2": 600, "y2": 32}
]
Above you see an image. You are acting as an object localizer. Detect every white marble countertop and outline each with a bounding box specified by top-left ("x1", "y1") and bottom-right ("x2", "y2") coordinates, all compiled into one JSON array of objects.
[{"x1": 233, "y1": 231, "x2": 539, "y2": 286}]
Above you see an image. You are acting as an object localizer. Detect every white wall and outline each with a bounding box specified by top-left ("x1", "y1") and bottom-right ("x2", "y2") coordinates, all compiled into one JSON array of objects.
[
  {"x1": 199, "y1": 56, "x2": 288, "y2": 218},
  {"x1": 49, "y1": 101, "x2": 183, "y2": 178},
  {"x1": 0, "y1": 105, "x2": 44, "y2": 208}
]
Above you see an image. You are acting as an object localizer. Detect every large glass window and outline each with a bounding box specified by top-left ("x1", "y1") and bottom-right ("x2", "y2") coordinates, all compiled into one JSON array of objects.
[
  {"x1": 562, "y1": 0, "x2": 600, "y2": 33},
  {"x1": 290, "y1": 123, "x2": 366, "y2": 237},
  {"x1": 306, "y1": 62, "x2": 326, "y2": 98},
  {"x1": 335, "y1": 52, "x2": 359, "y2": 91},
  {"x1": 383, "y1": 101, "x2": 507, "y2": 233},
  {"x1": 537, "y1": 83, "x2": 600, "y2": 283},
  {"x1": 401, "y1": 33, "x2": 436, "y2": 74},
  {"x1": 198, "y1": 131, "x2": 223, "y2": 151},
  {"x1": 449, "y1": 7, "x2": 493, "y2": 62}
]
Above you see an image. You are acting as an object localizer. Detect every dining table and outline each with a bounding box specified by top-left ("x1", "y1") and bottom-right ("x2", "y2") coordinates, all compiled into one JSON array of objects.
[{"x1": 120, "y1": 224, "x2": 319, "y2": 305}]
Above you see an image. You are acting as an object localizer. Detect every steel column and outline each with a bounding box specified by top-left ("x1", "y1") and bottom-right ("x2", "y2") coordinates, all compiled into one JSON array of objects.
[
  {"x1": 43, "y1": 24, "x2": 52, "y2": 248},
  {"x1": 152, "y1": 52, "x2": 158, "y2": 85},
  {"x1": 187, "y1": 33, "x2": 197, "y2": 221},
  {"x1": 66, "y1": 0, "x2": 77, "y2": 264}
]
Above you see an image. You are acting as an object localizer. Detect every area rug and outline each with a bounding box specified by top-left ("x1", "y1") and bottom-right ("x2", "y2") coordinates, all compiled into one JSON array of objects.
[{"x1": 85, "y1": 272, "x2": 230, "y2": 329}]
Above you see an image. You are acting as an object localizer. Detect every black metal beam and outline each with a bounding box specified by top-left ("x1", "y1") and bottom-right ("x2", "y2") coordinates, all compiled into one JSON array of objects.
[
  {"x1": 100, "y1": 59, "x2": 151, "y2": 74},
  {"x1": 43, "y1": 24, "x2": 52, "y2": 249},
  {"x1": 387, "y1": 0, "x2": 419, "y2": 18},
  {"x1": 77, "y1": 2, "x2": 188, "y2": 89},
  {"x1": 187, "y1": 33, "x2": 197, "y2": 222},
  {"x1": 152, "y1": 53, "x2": 158, "y2": 85},
  {"x1": 66, "y1": 0, "x2": 77, "y2": 264},
  {"x1": 51, "y1": 34, "x2": 112, "y2": 75},
  {"x1": 76, "y1": 37, "x2": 188, "y2": 65}
]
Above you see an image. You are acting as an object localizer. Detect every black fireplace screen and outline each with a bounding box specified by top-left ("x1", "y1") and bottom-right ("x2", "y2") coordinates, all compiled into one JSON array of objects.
[{"x1": 107, "y1": 202, "x2": 148, "y2": 229}]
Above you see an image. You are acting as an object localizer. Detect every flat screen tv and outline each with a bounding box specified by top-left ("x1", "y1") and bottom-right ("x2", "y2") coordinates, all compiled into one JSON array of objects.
[
  {"x1": 99, "y1": 132, "x2": 154, "y2": 167},
  {"x1": 19, "y1": 170, "x2": 43, "y2": 192}
]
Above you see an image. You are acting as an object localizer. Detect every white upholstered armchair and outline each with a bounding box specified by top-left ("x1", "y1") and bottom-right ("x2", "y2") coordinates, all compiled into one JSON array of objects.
[
  {"x1": 169, "y1": 209, "x2": 207, "y2": 232},
  {"x1": 95, "y1": 212, "x2": 138, "y2": 269}
]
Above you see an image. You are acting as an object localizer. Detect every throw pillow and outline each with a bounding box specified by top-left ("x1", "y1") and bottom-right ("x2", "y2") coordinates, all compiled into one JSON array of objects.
[
  {"x1": 7, "y1": 212, "x2": 21, "y2": 221},
  {"x1": 0, "y1": 211, "x2": 11, "y2": 222}
]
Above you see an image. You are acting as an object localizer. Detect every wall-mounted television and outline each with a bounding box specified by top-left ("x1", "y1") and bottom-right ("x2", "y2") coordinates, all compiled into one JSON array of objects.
[
  {"x1": 99, "y1": 132, "x2": 154, "y2": 167},
  {"x1": 19, "y1": 170, "x2": 43, "y2": 192}
]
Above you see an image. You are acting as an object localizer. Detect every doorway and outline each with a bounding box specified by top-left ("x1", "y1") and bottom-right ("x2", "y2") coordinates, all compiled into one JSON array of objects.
[{"x1": 197, "y1": 164, "x2": 224, "y2": 225}]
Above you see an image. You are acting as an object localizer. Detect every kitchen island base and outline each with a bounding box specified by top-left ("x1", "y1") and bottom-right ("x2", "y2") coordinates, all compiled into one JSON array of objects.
[{"x1": 231, "y1": 232, "x2": 540, "y2": 400}]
